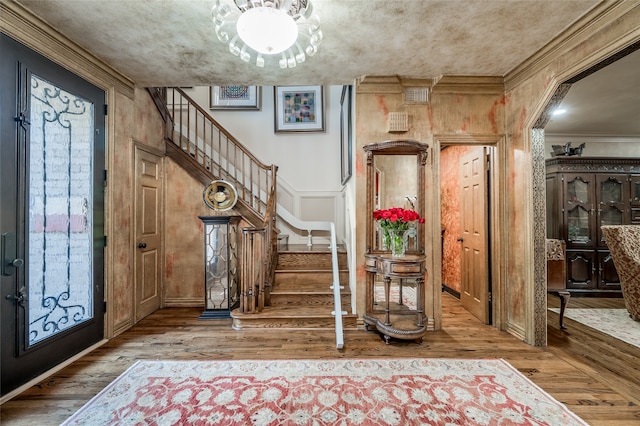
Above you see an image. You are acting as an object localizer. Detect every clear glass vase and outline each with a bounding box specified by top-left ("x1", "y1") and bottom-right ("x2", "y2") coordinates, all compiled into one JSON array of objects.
[
  {"x1": 380, "y1": 225, "x2": 391, "y2": 250},
  {"x1": 389, "y1": 229, "x2": 408, "y2": 257}
]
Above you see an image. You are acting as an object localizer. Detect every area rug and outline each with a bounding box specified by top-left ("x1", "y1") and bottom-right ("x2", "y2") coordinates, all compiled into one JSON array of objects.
[
  {"x1": 61, "y1": 358, "x2": 587, "y2": 425},
  {"x1": 550, "y1": 307, "x2": 640, "y2": 349}
]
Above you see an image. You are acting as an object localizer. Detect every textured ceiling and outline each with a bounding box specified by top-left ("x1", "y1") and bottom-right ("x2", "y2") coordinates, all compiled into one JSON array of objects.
[
  {"x1": 14, "y1": 0, "x2": 599, "y2": 86},
  {"x1": 11, "y1": 0, "x2": 639, "y2": 136}
]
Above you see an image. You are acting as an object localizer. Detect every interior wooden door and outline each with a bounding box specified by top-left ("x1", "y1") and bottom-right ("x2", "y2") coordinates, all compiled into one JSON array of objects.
[
  {"x1": 134, "y1": 145, "x2": 163, "y2": 322},
  {"x1": 459, "y1": 147, "x2": 490, "y2": 323}
]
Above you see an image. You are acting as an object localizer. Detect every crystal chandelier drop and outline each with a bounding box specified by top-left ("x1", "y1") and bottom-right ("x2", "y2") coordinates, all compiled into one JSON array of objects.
[{"x1": 212, "y1": 0, "x2": 322, "y2": 69}]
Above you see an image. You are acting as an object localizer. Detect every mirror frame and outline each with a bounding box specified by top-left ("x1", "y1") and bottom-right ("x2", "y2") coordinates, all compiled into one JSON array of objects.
[{"x1": 364, "y1": 139, "x2": 429, "y2": 255}]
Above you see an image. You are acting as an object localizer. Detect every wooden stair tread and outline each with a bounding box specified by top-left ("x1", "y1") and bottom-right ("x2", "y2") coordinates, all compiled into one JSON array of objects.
[
  {"x1": 270, "y1": 290, "x2": 351, "y2": 295},
  {"x1": 279, "y1": 244, "x2": 347, "y2": 253},
  {"x1": 232, "y1": 305, "x2": 353, "y2": 318}
]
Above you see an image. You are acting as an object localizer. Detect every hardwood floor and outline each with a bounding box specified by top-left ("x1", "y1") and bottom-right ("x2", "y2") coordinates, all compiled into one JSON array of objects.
[{"x1": 2, "y1": 293, "x2": 640, "y2": 425}]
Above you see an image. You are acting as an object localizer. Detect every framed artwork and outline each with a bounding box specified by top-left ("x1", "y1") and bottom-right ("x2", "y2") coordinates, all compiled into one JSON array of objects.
[
  {"x1": 274, "y1": 85, "x2": 325, "y2": 133},
  {"x1": 340, "y1": 85, "x2": 353, "y2": 185},
  {"x1": 210, "y1": 85, "x2": 261, "y2": 110}
]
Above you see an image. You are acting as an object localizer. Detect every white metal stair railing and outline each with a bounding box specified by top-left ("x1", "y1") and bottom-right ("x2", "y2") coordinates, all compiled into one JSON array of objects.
[{"x1": 276, "y1": 205, "x2": 346, "y2": 350}]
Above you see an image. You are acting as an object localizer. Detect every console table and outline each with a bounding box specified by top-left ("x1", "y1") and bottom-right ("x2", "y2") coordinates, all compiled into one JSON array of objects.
[{"x1": 363, "y1": 253, "x2": 427, "y2": 344}]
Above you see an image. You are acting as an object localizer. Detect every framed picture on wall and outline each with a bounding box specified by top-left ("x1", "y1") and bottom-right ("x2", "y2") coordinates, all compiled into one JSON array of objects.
[
  {"x1": 210, "y1": 85, "x2": 261, "y2": 110},
  {"x1": 340, "y1": 85, "x2": 353, "y2": 185},
  {"x1": 274, "y1": 85, "x2": 325, "y2": 133}
]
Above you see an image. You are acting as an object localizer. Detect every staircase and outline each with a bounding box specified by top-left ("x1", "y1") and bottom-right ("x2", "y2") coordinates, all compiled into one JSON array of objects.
[
  {"x1": 232, "y1": 245, "x2": 357, "y2": 330},
  {"x1": 148, "y1": 88, "x2": 351, "y2": 342}
]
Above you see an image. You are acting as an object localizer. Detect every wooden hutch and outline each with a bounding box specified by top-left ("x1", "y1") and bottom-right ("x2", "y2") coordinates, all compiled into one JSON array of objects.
[{"x1": 546, "y1": 156, "x2": 640, "y2": 296}]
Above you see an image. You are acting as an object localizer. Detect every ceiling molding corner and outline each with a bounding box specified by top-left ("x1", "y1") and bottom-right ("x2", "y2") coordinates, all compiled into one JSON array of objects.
[
  {"x1": 505, "y1": 1, "x2": 640, "y2": 91},
  {"x1": 431, "y1": 76, "x2": 504, "y2": 94},
  {"x1": 356, "y1": 75, "x2": 404, "y2": 94},
  {"x1": 1, "y1": 0, "x2": 135, "y2": 98}
]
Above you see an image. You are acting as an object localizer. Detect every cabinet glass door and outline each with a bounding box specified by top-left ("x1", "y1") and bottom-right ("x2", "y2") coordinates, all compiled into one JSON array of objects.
[
  {"x1": 597, "y1": 175, "x2": 627, "y2": 244},
  {"x1": 567, "y1": 175, "x2": 591, "y2": 205},
  {"x1": 563, "y1": 174, "x2": 594, "y2": 246},
  {"x1": 567, "y1": 206, "x2": 592, "y2": 244},
  {"x1": 631, "y1": 176, "x2": 640, "y2": 223}
]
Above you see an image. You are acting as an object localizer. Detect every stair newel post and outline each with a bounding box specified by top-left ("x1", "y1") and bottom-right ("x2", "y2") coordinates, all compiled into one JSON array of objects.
[{"x1": 241, "y1": 227, "x2": 267, "y2": 314}]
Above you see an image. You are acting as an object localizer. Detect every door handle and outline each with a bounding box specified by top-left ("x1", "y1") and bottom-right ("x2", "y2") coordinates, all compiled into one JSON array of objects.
[
  {"x1": 457, "y1": 237, "x2": 464, "y2": 242},
  {"x1": 137, "y1": 242, "x2": 147, "y2": 249}
]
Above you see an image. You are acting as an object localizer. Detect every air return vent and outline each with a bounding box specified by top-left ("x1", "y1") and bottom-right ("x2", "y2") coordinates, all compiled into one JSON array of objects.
[
  {"x1": 387, "y1": 112, "x2": 408, "y2": 133},
  {"x1": 403, "y1": 87, "x2": 429, "y2": 104}
]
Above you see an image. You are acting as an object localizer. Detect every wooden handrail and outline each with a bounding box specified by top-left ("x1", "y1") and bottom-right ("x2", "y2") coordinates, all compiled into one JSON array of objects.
[{"x1": 147, "y1": 87, "x2": 278, "y2": 315}]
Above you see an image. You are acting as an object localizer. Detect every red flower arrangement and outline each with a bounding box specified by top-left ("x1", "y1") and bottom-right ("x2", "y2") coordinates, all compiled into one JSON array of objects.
[
  {"x1": 374, "y1": 207, "x2": 424, "y2": 255},
  {"x1": 373, "y1": 207, "x2": 424, "y2": 233}
]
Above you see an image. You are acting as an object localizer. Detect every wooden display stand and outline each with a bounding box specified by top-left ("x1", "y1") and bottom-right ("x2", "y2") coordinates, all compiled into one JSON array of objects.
[
  {"x1": 363, "y1": 140, "x2": 429, "y2": 344},
  {"x1": 363, "y1": 253, "x2": 427, "y2": 343}
]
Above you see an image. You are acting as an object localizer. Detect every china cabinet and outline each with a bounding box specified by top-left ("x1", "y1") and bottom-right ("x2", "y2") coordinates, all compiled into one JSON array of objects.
[
  {"x1": 363, "y1": 140, "x2": 429, "y2": 343},
  {"x1": 546, "y1": 157, "x2": 640, "y2": 296}
]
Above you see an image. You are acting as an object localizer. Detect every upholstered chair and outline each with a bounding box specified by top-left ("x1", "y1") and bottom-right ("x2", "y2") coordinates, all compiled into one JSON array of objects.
[{"x1": 601, "y1": 225, "x2": 640, "y2": 321}]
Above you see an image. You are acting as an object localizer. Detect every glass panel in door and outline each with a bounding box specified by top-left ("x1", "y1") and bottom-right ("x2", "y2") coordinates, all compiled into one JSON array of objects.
[
  {"x1": 567, "y1": 206, "x2": 592, "y2": 244},
  {"x1": 567, "y1": 176, "x2": 591, "y2": 205},
  {"x1": 28, "y1": 74, "x2": 95, "y2": 346},
  {"x1": 598, "y1": 176, "x2": 623, "y2": 204}
]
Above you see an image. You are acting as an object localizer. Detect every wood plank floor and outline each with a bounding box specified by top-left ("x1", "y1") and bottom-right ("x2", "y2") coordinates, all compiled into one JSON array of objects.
[{"x1": 2, "y1": 293, "x2": 640, "y2": 425}]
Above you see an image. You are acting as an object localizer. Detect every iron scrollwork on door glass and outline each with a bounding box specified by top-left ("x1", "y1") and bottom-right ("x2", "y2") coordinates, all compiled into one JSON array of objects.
[{"x1": 27, "y1": 74, "x2": 94, "y2": 345}]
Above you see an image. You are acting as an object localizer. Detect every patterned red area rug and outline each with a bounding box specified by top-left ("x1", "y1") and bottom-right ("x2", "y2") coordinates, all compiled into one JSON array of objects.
[{"x1": 62, "y1": 358, "x2": 587, "y2": 425}]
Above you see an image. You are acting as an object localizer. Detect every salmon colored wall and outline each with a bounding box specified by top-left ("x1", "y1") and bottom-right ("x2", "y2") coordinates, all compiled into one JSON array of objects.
[{"x1": 440, "y1": 145, "x2": 479, "y2": 294}]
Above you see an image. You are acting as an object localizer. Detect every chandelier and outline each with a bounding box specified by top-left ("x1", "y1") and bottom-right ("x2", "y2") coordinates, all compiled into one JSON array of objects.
[{"x1": 212, "y1": 0, "x2": 323, "y2": 69}]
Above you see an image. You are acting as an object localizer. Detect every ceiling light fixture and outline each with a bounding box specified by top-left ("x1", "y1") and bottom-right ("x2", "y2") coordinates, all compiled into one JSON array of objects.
[{"x1": 212, "y1": 0, "x2": 322, "y2": 69}]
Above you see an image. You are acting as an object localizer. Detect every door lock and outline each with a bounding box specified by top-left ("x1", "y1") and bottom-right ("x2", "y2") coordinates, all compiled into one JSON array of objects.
[
  {"x1": 2, "y1": 233, "x2": 23, "y2": 276},
  {"x1": 5, "y1": 286, "x2": 27, "y2": 306}
]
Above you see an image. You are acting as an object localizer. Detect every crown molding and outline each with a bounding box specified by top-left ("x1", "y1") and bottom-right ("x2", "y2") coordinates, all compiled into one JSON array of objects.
[
  {"x1": 431, "y1": 75, "x2": 504, "y2": 94},
  {"x1": 505, "y1": 1, "x2": 640, "y2": 91},
  {"x1": 356, "y1": 75, "x2": 434, "y2": 94},
  {"x1": 1, "y1": 0, "x2": 135, "y2": 98}
]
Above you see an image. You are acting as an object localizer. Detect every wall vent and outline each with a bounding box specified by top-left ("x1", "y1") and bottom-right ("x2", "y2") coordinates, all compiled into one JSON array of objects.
[
  {"x1": 404, "y1": 87, "x2": 429, "y2": 104},
  {"x1": 387, "y1": 112, "x2": 408, "y2": 133}
]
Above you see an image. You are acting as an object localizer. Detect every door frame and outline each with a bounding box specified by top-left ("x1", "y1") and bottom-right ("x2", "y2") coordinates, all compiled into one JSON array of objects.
[{"x1": 430, "y1": 134, "x2": 507, "y2": 332}]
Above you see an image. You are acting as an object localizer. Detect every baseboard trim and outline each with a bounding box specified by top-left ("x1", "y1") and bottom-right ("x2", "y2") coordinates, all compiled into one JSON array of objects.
[{"x1": 442, "y1": 283, "x2": 460, "y2": 299}]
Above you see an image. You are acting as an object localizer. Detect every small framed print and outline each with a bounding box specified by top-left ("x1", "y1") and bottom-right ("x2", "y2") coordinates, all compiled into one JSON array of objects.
[
  {"x1": 274, "y1": 85, "x2": 325, "y2": 133},
  {"x1": 210, "y1": 85, "x2": 261, "y2": 110}
]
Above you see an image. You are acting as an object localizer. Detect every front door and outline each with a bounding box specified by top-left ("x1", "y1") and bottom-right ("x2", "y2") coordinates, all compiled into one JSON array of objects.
[
  {"x1": 1, "y1": 35, "x2": 105, "y2": 396},
  {"x1": 459, "y1": 147, "x2": 490, "y2": 323},
  {"x1": 134, "y1": 146, "x2": 163, "y2": 322}
]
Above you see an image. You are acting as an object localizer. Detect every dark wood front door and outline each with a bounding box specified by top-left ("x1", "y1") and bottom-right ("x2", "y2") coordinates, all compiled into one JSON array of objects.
[{"x1": 1, "y1": 34, "x2": 105, "y2": 397}]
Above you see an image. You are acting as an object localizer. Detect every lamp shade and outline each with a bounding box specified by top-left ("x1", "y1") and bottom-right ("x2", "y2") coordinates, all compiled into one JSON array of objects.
[{"x1": 236, "y1": 7, "x2": 298, "y2": 54}]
